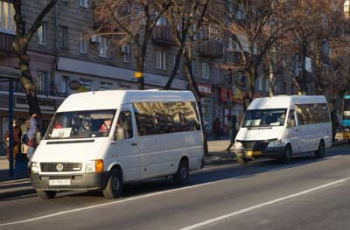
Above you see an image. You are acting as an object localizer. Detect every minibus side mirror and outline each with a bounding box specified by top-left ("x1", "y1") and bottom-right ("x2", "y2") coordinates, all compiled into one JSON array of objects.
[{"x1": 114, "y1": 126, "x2": 126, "y2": 141}]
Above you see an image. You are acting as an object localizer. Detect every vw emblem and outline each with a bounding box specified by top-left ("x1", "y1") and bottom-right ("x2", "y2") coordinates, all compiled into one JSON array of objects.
[{"x1": 56, "y1": 163, "x2": 64, "y2": 172}]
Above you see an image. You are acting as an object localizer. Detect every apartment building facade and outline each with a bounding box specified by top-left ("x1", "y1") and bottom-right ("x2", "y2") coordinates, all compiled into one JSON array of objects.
[{"x1": 2, "y1": 0, "x2": 336, "y2": 143}]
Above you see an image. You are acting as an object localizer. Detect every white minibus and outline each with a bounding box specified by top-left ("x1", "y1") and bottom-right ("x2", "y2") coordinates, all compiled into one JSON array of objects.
[
  {"x1": 30, "y1": 90, "x2": 204, "y2": 199},
  {"x1": 234, "y1": 95, "x2": 332, "y2": 164}
]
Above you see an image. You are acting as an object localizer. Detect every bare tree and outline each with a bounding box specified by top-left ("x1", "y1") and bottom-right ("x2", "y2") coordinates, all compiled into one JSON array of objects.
[
  {"x1": 279, "y1": 0, "x2": 336, "y2": 94},
  {"x1": 162, "y1": 0, "x2": 211, "y2": 92},
  {"x1": 94, "y1": 0, "x2": 172, "y2": 90},
  {"x1": 211, "y1": 0, "x2": 289, "y2": 110},
  {"x1": 13, "y1": 0, "x2": 58, "y2": 116}
]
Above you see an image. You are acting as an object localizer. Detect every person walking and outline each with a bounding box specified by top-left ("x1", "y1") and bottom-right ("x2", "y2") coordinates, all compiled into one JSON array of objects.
[
  {"x1": 226, "y1": 115, "x2": 238, "y2": 153},
  {"x1": 331, "y1": 110, "x2": 339, "y2": 142},
  {"x1": 212, "y1": 118, "x2": 221, "y2": 140},
  {"x1": 4, "y1": 119, "x2": 22, "y2": 162},
  {"x1": 26, "y1": 114, "x2": 41, "y2": 162}
]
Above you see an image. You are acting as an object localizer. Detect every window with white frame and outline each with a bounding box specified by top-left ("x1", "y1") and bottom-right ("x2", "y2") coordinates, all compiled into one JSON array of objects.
[
  {"x1": 0, "y1": 1, "x2": 15, "y2": 33},
  {"x1": 80, "y1": 0, "x2": 88, "y2": 8},
  {"x1": 156, "y1": 50, "x2": 167, "y2": 70},
  {"x1": 37, "y1": 71, "x2": 49, "y2": 94},
  {"x1": 37, "y1": 22, "x2": 47, "y2": 45},
  {"x1": 99, "y1": 81, "x2": 112, "y2": 90},
  {"x1": 201, "y1": 63, "x2": 210, "y2": 79},
  {"x1": 80, "y1": 32, "x2": 87, "y2": 54},
  {"x1": 121, "y1": 44, "x2": 130, "y2": 63},
  {"x1": 322, "y1": 39, "x2": 329, "y2": 54},
  {"x1": 99, "y1": 37, "x2": 110, "y2": 57},
  {"x1": 59, "y1": 26, "x2": 69, "y2": 49},
  {"x1": 191, "y1": 60, "x2": 196, "y2": 76}
]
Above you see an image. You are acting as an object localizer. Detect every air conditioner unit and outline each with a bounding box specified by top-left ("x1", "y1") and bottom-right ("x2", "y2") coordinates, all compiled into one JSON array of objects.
[{"x1": 91, "y1": 35, "x2": 101, "y2": 43}]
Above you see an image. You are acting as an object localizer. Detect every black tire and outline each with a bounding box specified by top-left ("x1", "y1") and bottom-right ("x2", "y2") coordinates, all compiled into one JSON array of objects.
[
  {"x1": 315, "y1": 141, "x2": 325, "y2": 158},
  {"x1": 103, "y1": 168, "x2": 123, "y2": 199},
  {"x1": 279, "y1": 145, "x2": 292, "y2": 163},
  {"x1": 37, "y1": 190, "x2": 56, "y2": 199},
  {"x1": 236, "y1": 156, "x2": 248, "y2": 165},
  {"x1": 174, "y1": 159, "x2": 189, "y2": 185}
]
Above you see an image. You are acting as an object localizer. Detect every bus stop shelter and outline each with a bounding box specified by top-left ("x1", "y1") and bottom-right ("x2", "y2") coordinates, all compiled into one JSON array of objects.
[{"x1": 0, "y1": 67, "x2": 21, "y2": 177}]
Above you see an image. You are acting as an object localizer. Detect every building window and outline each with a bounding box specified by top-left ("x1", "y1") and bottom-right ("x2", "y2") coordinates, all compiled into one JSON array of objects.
[
  {"x1": 59, "y1": 26, "x2": 69, "y2": 49},
  {"x1": 201, "y1": 62, "x2": 210, "y2": 79},
  {"x1": 80, "y1": 32, "x2": 87, "y2": 54},
  {"x1": 121, "y1": 44, "x2": 130, "y2": 63},
  {"x1": 0, "y1": 1, "x2": 15, "y2": 33},
  {"x1": 265, "y1": 77, "x2": 270, "y2": 92},
  {"x1": 156, "y1": 50, "x2": 167, "y2": 70},
  {"x1": 37, "y1": 72, "x2": 49, "y2": 94},
  {"x1": 80, "y1": 0, "x2": 88, "y2": 8},
  {"x1": 99, "y1": 81, "x2": 112, "y2": 90},
  {"x1": 80, "y1": 79, "x2": 92, "y2": 91},
  {"x1": 99, "y1": 37, "x2": 110, "y2": 58},
  {"x1": 322, "y1": 40, "x2": 329, "y2": 54},
  {"x1": 38, "y1": 22, "x2": 47, "y2": 45},
  {"x1": 61, "y1": 76, "x2": 69, "y2": 95}
]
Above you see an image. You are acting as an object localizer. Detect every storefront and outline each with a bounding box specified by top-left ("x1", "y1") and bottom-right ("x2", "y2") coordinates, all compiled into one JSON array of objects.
[
  {"x1": 0, "y1": 92, "x2": 64, "y2": 143},
  {"x1": 197, "y1": 83, "x2": 214, "y2": 132}
]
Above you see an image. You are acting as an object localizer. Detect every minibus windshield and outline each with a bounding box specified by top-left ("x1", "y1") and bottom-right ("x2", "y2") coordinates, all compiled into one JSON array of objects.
[
  {"x1": 242, "y1": 109, "x2": 287, "y2": 127},
  {"x1": 44, "y1": 110, "x2": 116, "y2": 140}
]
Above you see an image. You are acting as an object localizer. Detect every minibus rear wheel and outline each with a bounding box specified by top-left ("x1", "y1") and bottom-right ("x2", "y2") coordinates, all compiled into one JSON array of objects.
[
  {"x1": 174, "y1": 159, "x2": 189, "y2": 185},
  {"x1": 37, "y1": 190, "x2": 56, "y2": 199},
  {"x1": 315, "y1": 140, "x2": 325, "y2": 158},
  {"x1": 103, "y1": 168, "x2": 123, "y2": 199}
]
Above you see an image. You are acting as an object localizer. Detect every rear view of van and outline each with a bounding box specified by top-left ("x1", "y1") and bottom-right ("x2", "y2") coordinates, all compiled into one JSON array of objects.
[
  {"x1": 30, "y1": 90, "x2": 204, "y2": 199},
  {"x1": 234, "y1": 95, "x2": 332, "y2": 164}
]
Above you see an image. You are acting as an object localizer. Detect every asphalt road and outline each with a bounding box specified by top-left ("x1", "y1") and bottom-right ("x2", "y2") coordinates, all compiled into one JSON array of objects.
[{"x1": 1, "y1": 145, "x2": 350, "y2": 230}]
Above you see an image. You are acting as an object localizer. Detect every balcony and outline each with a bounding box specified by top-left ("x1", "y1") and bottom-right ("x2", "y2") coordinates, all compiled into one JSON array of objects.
[
  {"x1": 199, "y1": 40, "x2": 224, "y2": 58},
  {"x1": 0, "y1": 32, "x2": 15, "y2": 55},
  {"x1": 152, "y1": 26, "x2": 175, "y2": 46}
]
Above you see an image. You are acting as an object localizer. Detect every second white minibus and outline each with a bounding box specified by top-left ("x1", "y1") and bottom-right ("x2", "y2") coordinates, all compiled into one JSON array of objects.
[{"x1": 234, "y1": 95, "x2": 332, "y2": 164}]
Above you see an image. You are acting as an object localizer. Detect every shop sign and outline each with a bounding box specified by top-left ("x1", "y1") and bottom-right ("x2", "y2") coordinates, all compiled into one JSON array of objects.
[
  {"x1": 15, "y1": 96, "x2": 56, "y2": 111},
  {"x1": 197, "y1": 83, "x2": 212, "y2": 96},
  {"x1": 220, "y1": 87, "x2": 227, "y2": 102},
  {"x1": 69, "y1": 80, "x2": 81, "y2": 90}
]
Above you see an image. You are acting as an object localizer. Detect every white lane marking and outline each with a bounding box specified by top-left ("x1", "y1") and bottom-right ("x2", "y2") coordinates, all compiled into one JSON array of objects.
[
  {"x1": 1, "y1": 156, "x2": 347, "y2": 227},
  {"x1": 179, "y1": 177, "x2": 350, "y2": 230},
  {"x1": 0, "y1": 176, "x2": 242, "y2": 227}
]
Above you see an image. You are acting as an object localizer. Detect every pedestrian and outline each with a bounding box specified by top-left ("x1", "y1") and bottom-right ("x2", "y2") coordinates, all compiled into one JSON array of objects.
[
  {"x1": 25, "y1": 113, "x2": 41, "y2": 162},
  {"x1": 212, "y1": 118, "x2": 221, "y2": 140},
  {"x1": 4, "y1": 119, "x2": 22, "y2": 162},
  {"x1": 226, "y1": 115, "x2": 238, "y2": 153},
  {"x1": 331, "y1": 110, "x2": 339, "y2": 142}
]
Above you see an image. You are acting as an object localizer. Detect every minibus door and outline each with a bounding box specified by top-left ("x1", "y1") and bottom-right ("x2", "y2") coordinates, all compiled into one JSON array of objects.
[
  {"x1": 286, "y1": 109, "x2": 301, "y2": 154},
  {"x1": 111, "y1": 109, "x2": 140, "y2": 182}
]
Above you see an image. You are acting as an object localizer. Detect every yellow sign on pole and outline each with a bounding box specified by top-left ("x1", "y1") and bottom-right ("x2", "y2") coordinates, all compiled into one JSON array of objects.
[{"x1": 134, "y1": 71, "x2": 144, "y2": 78}]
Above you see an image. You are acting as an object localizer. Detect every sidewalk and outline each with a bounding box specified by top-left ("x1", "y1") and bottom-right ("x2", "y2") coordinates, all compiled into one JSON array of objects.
[{"x1": 0, "y1": 133, "x2": 347, "y2": 199}]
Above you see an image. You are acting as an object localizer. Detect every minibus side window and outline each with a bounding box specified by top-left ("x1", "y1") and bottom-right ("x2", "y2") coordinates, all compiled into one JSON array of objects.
[
  {"x1": 115, "y1": 111, "x2": 133, "y2": 140},
  {"x1": 287, "y1": 110, "x2": 296, "y2": 128}
]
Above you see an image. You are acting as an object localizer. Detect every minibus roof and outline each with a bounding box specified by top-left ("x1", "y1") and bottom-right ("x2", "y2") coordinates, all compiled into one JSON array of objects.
[
  {"x1": 57, "y1": 90, "x2": 196, "y2": 112},
  {"x1": 248, "y1": 95, "x2": 328, "y2": 110}
]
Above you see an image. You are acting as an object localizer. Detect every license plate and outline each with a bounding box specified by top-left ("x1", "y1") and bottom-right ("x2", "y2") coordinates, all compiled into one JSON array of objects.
[
  {"x1": 49, "y1": 179, "x2": 71, "y2": 186},
  {"x1": 246, "y1": 151, "x2": 262, "y2": 156}
]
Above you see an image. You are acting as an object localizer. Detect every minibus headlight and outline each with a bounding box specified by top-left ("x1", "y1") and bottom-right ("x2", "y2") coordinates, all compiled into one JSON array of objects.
[
  {"x1": 268, "y1": 139, "x2": 282, "y2": 147},
  {"x1": 31, "y1": 162, "x2": 39, "y2": 174},
  {"x1": 85, "y1": 160, "x2": 104, "y2": 173},
  {"x1": 234, "y1": 141, "x2": 243, "y2": 148}
]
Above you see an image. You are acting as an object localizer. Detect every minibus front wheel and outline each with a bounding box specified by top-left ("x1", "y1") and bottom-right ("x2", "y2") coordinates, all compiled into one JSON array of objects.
[
  {"x1": 279, "y1": 145, "x2": 292, "y2": 163},
  {"x1": 37, "y1": 190, "x2": 56, "y2": 199},
  {"x1": 103, "y1": 168, "x2": 123, "y2": 199}
]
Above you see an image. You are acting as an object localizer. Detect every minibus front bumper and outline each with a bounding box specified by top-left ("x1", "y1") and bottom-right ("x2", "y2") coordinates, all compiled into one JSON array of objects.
[
  {"x1": 234, "y1": 146, "x2": 285, "y2": 159},
  {"x1": 30, "y1": 172, "x2": 109, "y2": 191}
]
